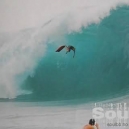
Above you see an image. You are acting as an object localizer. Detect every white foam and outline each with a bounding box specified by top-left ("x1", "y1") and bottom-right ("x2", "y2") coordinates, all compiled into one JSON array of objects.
[
  {"x1": 0, "y1": 0, "x2": 129, "y2": 98},
  {"x1": 0, "y1": 0, "x2": 129, "y2": 32}
]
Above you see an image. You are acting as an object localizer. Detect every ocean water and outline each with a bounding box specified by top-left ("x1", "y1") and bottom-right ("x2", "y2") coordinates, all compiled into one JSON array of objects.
[
  {"x1": 0, "y1": 1, "x2": 129, "y2": 129},
  {"x1": 0, "y1": 96, "x2": 129, "y2": 129}
]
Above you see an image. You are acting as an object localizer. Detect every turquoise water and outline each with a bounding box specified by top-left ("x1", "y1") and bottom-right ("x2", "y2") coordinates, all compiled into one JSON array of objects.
[
  {"x1": 1, "y1": 3, "x2": 129, "y2": 129},
  {"x1": 18, "y1": 6, "x2": 129, "y2": 102}
]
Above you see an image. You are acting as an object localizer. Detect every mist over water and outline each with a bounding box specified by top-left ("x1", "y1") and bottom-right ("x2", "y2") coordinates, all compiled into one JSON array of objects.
[{"x1": 0, "y1": 2, "x2": 129, "y2": 102}]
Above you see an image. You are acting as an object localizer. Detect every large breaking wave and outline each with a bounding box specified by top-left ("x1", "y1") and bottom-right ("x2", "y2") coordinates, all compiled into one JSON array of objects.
[{"x1": 0, "y1": 0, "x2": 129, "y2": 101}]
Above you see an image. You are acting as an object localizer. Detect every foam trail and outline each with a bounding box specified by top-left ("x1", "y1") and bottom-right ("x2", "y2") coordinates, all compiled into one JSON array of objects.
[{"x1": 0, "y1": 0, "x2": 129, "y2": 98}]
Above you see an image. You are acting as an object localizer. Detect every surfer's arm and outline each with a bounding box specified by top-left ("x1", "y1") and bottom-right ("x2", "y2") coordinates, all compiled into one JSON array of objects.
[
  {"x1": 95, "y1": 123, "x2": 100, "y2": 129},
  {"x1": 83, "y1": 125, "x2": 87, "y2": 129},
  {"x1": 65, "y1": 46, "x2": 69, "y2": 51}
]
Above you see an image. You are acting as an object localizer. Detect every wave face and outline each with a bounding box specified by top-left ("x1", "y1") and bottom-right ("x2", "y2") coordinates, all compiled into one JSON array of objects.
[
  {"x1": 0, "y1": 2, "x2": 129, "y2": 101},
  {"x1": 20, "y1": 6, "x2": 129, "y2": 101}
]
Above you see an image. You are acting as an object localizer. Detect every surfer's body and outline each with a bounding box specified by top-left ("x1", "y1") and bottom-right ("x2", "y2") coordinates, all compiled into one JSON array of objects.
[
  {"x1": 56, "y1": 45, "x2": 75, "y2": 58},
  {"x1": 83, "y1": 119, "x2": 100, "y2": 129},
  {"x1": 66, "y1": 45, "x2": 73, "y2": 53}
]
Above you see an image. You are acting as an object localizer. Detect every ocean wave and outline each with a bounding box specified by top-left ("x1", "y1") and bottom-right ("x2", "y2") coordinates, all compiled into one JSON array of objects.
[{"x1": 0, "y1": 1, "x2": 129, "y2": 100}]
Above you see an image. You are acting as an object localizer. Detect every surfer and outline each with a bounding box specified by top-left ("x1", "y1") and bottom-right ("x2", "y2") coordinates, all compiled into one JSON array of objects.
[
  {"x1": 55, "y1": 45, "x2": 75, "y2": 58},
  {"x1": 83, "y1": 119, "x2": 100, "y2": 129}
]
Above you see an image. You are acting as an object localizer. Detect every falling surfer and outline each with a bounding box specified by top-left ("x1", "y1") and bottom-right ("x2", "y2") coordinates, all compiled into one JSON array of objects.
[{"x1": 55, "y1": 45, "x2": 75, "y2": 58}]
